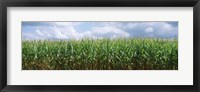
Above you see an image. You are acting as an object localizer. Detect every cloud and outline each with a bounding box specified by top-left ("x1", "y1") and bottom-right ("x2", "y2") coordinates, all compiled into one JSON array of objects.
[
  {"x1": 35, "y1": 29, "x2": 43, "y2": 36},
  {"x1": 91, "y1": 26, "x2": 130, "y2": 38},
  {"x1": 124, "y1": 23, "x2": 138, "y2": 29},
  {"x1": 122, "y1": 22, "x2": 178, "y2": 38},
  {"x1": 22, "y1": 22, "x2": 178, "y2": 40},
  {"x1": 145, "y1": 27, "x2": 154, "y2": 33},
  {"x1": 22, "y1": 22, "x2": 131, "y2": 40}
]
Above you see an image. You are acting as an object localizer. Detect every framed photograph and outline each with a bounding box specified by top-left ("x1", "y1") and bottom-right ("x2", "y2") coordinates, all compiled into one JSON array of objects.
[{"x1": 0, "y1": 0, "x2": 199, "y2": 92}]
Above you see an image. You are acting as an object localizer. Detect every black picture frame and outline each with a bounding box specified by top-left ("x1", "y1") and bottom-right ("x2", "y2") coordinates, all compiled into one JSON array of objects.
[{"x1": 0, "y1": 0, "x2": 200, "y2": 92}]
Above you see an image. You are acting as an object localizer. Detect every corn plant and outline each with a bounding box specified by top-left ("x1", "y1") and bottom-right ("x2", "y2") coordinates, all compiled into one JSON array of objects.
[{"x1": 22, "y1": 38, "x2": 178, "y2": 70}]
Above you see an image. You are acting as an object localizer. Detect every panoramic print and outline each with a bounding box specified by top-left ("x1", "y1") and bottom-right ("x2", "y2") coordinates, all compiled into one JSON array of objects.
[{"x1": 22, "y1": 22, "x2": 178, "y2": 70}]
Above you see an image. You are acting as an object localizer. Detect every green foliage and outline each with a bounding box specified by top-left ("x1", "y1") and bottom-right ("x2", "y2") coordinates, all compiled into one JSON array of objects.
[{"x1": 22, "y1": 38, "x2": 178, "y2": 70}]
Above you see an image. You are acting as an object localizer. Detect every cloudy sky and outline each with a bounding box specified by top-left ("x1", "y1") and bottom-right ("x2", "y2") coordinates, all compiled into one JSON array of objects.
[{"x1": 22, "y1": 22, "x2": 178, "y2": 40}]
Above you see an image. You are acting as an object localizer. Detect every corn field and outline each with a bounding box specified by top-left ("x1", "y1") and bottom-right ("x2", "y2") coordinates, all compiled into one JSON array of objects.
[{"x1": 22, "y1": 38, "x2": 178, "y2": 70}]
